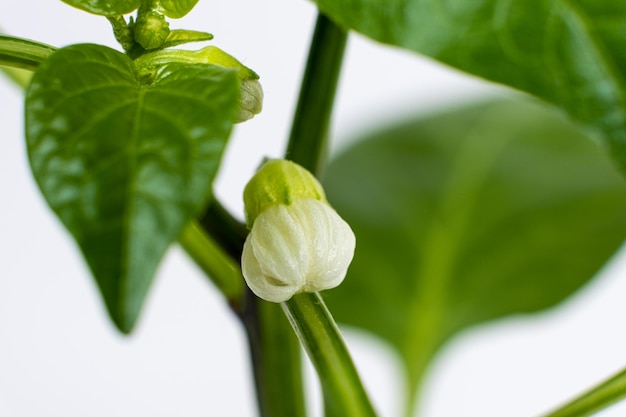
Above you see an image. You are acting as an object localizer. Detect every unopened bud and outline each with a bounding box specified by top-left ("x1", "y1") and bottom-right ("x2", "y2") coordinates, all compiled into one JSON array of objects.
[
  {"x1": 241, "y1": 160, "x2": 356, "y2": 302},
  {"x1": 134, "y1": 11, "x2": 170, "y2": 50},
  {"x1": 243, "y1": 159, "x2": 326, "y2": 227}
]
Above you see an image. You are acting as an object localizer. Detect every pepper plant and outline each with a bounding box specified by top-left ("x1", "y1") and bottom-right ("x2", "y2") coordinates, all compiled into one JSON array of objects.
[{"x1": 2, "y1": 1, "x2": 626, "y2": 416}]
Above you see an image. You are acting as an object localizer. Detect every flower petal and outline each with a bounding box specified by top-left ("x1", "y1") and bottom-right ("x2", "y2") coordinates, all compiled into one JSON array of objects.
[{"x1": 241, "y1": 232, "x2": 301, "y2": 303}]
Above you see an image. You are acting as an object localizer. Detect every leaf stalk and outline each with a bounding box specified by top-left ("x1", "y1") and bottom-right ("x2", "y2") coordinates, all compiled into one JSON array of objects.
[
  {"x1": 541, "y1": 366, "x2": 626, "y2": 417},
  {"x1": 0, "y1": 35, "x2": 56, "y2": 71}
]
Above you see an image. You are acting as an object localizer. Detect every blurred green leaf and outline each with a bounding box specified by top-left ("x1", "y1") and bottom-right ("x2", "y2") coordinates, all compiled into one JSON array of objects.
[
  {"x1": 158, "y1": 0, "x2": 199, "y2": 18},
  {"x1": 25, "y1": 44, "x2": 239, "y2": 333},
  {"x1": 311, "y1": 0, "x2": 626, "y2": 175},
  {"x1": 323, "y1": 98, "x2": 626, "y2": 414},
  {"x1": 61, "y1": 0, "x2": 140, "y2": 16}
]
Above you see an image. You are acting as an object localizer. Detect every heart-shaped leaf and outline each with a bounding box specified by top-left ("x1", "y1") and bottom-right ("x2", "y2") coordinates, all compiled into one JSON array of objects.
[
  {"x1": 158, "y1": 0, "x2": 199, "y2": 18},
  {"x1": 323, "y1": 98, "x2": 626, "y2": 414},
  {"x1": 61, "y1": 0, "x2": 140, "y2": 16},
  {"x1": 311, "y1": 0, "x2": 626, "y2": 176},
  {"x1": 25, "y1": 44, "x2": 239, "y2": 333}
]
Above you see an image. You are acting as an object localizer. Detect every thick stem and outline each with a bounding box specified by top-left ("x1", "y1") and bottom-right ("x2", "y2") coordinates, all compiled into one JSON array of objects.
[
  {"x1": 283, "y1": 293, "x2": 377, "y2": 417},
  {"x1": 541, "y1": 367, "x2": 626, "y2": 417},
  {"x1": 106, "y1": 16, "x2": 135, "y2": 54},
  {"x1": 193, "y1": 197, "x2": 307, "y2": 417},
  {"x1": 285, "y1": 13, "x2": 348, "y2": 176},
  {"x1": 242, "y1": 294, "x2": 308, "y2": 417}
]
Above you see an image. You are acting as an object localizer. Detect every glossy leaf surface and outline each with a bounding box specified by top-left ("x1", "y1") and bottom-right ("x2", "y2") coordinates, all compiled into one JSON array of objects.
[
  {"x1": 323, "y1": 98, "x2": 626, "y2": 412},
  {"x1": 158, "y1": 0, "x2": 199, "y2": 18},
  {"x1": 61, "y1": 0, "x2": 140, "y2": 16},
  {"x1": 311, "y1": 0, "x2": 626, "y2": 175},
  {"x1": 25, "y1": 44, "x2": 239, "y2": 332}
]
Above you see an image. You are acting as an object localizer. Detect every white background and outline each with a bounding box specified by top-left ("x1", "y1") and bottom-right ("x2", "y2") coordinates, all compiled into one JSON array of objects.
[{"x1": 1, "y1": 1, "x2": 626, "y2": 416}]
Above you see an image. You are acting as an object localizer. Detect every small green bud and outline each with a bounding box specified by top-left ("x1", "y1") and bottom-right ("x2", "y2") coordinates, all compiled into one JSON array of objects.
[
  {"x1": 243, "y1": 159, "x2": 326, "y2": 228},
  {"x1": 241, "y1": 160, "x2": 356, "y2": 303},
  {"x1": 134, "y1": 11, "x2": 170, "y2": 50}
]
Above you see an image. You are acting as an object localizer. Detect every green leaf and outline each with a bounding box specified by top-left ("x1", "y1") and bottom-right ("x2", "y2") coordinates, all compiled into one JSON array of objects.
[
  {"x1": 323, "y1": 98, "x2": 626, "y2": 414},
  {"x1": 25, "y1": 44, "x2": 239, "y2": 333},
  {"x1": 61, "y1": 0, "x2": 140, "y2": 16},
  {"x1": 161, "y1": 29, "x2": 213, "y2": 49},
  {"x1": 158, "y1": 0, "x2": 199, "y2": 18},
  {"x1": 311, "y1": 0, "x2": 626, "y2": 175}
]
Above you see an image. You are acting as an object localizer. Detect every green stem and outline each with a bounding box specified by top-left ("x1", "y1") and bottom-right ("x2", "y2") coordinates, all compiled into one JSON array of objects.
[
  {"x1": 285, "y1": 13, "x2": 348, "y2": 176},
  {"x1": 242, "y1": 296, "x2": 308, "y2": 417},
  {"x1": 192, "y1": 200, "x2": 308, "y2": 417},
  {"x1": 541, "y1": 367, "x2": 626, "y2": 417},
  {"x1": 229, "y1": 13, "x2": 351, "y2": 417},
  {"x1": 282, "y1": 12, "x2": 376, "y2": 417},
  {"x1": 106, "y1": 16, "x2": 135, "y2": 54},
  {"x1": 283, "y1": 293, "x2": 377, "y2": 417},
  {"x1": 0, "y1": 35, "x2": 56, "y2": 71},
  {"x1": 177, "y1": 221, "x2": 244, "y2": 308}
]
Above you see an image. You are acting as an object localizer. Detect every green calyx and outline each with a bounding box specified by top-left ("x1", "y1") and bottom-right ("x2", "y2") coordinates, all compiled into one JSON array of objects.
[{"x1": 243, "y1": 159, "x2": 328, "y2": 228}]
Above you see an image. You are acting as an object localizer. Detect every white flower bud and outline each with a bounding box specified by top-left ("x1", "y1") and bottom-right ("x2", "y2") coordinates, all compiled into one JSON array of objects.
[
  {"x1": 241, "y1": 159, "x2": 356, "y2": 303},
  {"x1": 242, "y1": 199, "x2": 356, "y2": 303}
]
